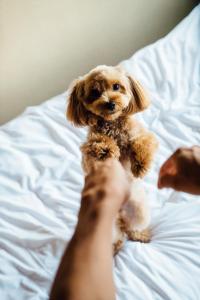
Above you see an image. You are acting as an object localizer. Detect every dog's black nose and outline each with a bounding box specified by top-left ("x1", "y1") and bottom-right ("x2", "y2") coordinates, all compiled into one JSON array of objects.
[{"x1": 106, "y1": 101, "x2": 115, "y2": 111}]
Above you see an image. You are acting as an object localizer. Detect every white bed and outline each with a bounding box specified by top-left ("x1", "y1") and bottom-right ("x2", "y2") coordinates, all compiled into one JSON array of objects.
[{"x1": 0, "y1": 5, "x2": 200, "y2": 300}]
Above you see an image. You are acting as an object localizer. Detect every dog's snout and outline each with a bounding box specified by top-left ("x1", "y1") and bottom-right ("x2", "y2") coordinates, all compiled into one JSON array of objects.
[{"x1": 106, "y1": 101, "x2": 115, "y2": 111}]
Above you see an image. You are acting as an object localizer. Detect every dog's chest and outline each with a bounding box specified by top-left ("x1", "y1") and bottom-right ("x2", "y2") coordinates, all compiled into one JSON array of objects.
[{"x1": 94, "y1": 118, "x2": 130, "y2": 154}]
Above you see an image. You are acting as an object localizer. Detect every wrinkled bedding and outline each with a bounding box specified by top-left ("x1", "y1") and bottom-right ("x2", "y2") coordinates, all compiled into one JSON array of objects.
[{"x1": 0, "y1": 5, "x2": 200, "y2": 300}]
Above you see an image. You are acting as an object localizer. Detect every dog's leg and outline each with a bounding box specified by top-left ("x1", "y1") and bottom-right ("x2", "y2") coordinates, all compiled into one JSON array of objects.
[
  {"x1": 129, "y1": 132, "x2": 158, "y2": 178},
  {"x1": 119, "y1": 178, "x2": 151, "y2": 243},
  {"x1": 118, "y1": 214, "x2": 151, "y2": 244},
  {"x1": 112, "y1": 216, "x2": 126, "y2": 255},
  {"x1": 81, "y1": 134, "x2": 120, "y2": 173}
]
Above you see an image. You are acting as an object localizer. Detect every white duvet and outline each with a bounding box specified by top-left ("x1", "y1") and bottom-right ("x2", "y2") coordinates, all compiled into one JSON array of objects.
[{"x1": 0, "y1": 5, "x2": 200, "y2": 300}]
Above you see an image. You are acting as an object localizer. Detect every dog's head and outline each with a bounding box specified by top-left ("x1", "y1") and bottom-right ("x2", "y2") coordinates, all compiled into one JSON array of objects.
[{"x1": 67, "y1": 65, "x2": 150, "y2": 126}]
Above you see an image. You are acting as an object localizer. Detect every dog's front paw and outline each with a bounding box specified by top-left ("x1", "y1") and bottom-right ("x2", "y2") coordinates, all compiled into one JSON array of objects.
[
  {"x1": 81, "y1": 134, "x2": 120, "y2": 161},
  {"x1": 130, "y1": 133, "x2": 158, "y2": 178},
  {"x1": 127, "y1": 228, "x2": 151, "y2": 243}
]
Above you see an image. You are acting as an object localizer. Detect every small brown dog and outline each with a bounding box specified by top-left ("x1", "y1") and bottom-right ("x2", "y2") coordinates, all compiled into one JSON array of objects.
[{"x1": 67, "y1": 65, "x2": 158, "y2": 253}]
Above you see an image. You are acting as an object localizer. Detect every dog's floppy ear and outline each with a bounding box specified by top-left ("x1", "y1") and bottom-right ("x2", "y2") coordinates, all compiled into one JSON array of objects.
[
  {"x1": 126, "y1": 75, "x2": 150, "y2": 114},
  {"x1": 66, "y1": 78, "x2": 88, "y2": 126}
]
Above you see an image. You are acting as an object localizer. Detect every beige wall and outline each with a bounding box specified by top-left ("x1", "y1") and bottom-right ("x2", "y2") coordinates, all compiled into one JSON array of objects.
[{"x1": 0, "y1": 0, "x2": 196, "y2": 124}]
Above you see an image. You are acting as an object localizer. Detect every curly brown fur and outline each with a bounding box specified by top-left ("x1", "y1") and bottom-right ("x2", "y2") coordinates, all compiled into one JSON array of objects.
[
  {"x1": 118, "y1": 216, "x2": 151, "y2": 243},
  {"x1": 81, "y1": 133, "x2": 120, "y2": 173},
  {"x1": 127, "y1": 229, "x2": 151, "y2": 243},
  {"x1": 130, "y1": 132, "x2": 158, "y2": 177},
  {"x1": 113, "y1": 240, "x2": 124, "y2": 256},
  {"x1": 66, "y1": 65, "x2": 158, "y2": 253}
]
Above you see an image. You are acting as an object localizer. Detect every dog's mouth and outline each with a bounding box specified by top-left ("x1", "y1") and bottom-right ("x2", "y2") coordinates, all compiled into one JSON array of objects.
[
  {"x1": 102, "y1": 102, "x2": 122, "y2": 115},
  {"x1": 100, "y1": 109, "x2": 122, "y2": 120},
  {"x1": 87, "y1": 101, "x2": 125, "y2": 120},
  {"x1": 106, "y1": 110, "x2": 117, "y2": 115}
]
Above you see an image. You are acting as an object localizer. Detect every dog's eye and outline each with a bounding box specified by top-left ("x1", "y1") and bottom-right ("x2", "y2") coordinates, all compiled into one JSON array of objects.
[
  {"x1": 113, "y1": 83, "x2": 120, "y2": 91},
  {"x1": 90, "y1": 88, "x2": 101, "y2": 100}
]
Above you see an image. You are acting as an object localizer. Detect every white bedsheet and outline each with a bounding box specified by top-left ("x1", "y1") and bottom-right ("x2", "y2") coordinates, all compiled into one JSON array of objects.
[{"x1": 0, "y1": 4, "x2": 200, "y2": 300}]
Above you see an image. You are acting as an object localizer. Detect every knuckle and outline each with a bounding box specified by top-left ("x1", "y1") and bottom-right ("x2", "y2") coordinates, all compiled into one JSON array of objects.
[
  {"x1": 176, "y1": 147, "x2": 188, "y2": 163},
  {"x1": 96, "y1": 189, "x2": 106, "y2": 200},
  {"x1": 82, "y1": 191, "x2": 93, "y2": 202},
  {"x1": 89, "y1": 208, "x2": 99, "y2": 221},
  {"x1": 176, "y1": 147, "x2": 185, "y2": 155},
  {"x1": 84, "y1": 178, "x2": 95, "y2": 190}
]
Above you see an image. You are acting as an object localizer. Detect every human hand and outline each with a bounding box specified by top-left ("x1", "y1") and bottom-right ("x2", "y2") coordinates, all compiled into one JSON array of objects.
[
  {"x1": 158, "y1": 146, "x2": 200, "y2": 195},
  {"x1": 80, "y1": 158, "x2": 130, "y2": 220}
]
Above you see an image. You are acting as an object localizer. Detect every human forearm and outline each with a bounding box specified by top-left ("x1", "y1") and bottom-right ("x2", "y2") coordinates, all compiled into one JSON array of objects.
[
  {"x1": 50, "y1": 195, "x2": 116, "y2": 300},
  {"x1": 50, "y1": 159, "x2": 129, "y2": 300}
]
